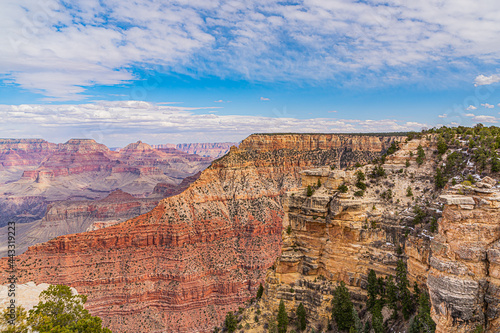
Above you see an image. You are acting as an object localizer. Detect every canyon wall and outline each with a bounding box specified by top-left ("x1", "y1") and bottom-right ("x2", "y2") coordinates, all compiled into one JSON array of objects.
[
  {"x1": 233, "y1": 136, "x2": 441, "y2": 331},
  {"x1": 0, "y1": 134, "x2": 401, "y2": 332},
  {"x1": 428, "y1": 182, "x2": 500, "y2": 333}
]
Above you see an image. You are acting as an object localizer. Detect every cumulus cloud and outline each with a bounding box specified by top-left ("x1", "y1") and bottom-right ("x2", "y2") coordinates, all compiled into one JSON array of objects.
[
  {"x1": 473, "y1": 115, "x2": 498, "y2": 123},
  {"x1": 328, "y1": 110, "x2": 338, "y2": 113},
  {"x1": 464, "y1": 113, "x2": 475, "y2": 117},
  {"x1": 438, "y1": 114, "x2": 447, "y2": 118},
  {"x1": 260, "y1": 97, "x2": 270, "y2": 101},
  {"x1": 0, "y1": 101, "x2": 427, "y2": 146},
  {"x1": 475, "y1": 75, "x2": 500, "y2": 86},
  {"x1": 482, "y1": 103, "x2": 495, "y2": 108},
  {"x1": 467, "y1": 105, "x2": 477, "y2": 110},
  {"x1": 2, "y1": 1, "x2": 500, "y2": 100}
]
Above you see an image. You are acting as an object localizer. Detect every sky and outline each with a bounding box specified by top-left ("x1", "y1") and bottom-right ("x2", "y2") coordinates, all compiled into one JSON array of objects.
[{"x1": 1, "y1": 0, "x2": 500, "y2": 146}]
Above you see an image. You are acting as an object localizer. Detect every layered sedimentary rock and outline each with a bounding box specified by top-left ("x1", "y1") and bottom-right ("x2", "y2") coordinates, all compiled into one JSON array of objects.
[
  {"x1": 0, "y1": 134, "x2": 401, "y2": 333},
  {"x1": 235, "y1": 136, "x2": 441, "y2": 331},
  {"x1": 0, "y1": 173, "x2": 201, "y2": 257},
  {"x1": 428, "y1": 182, "x2": 500, "y2": 333},
  {"x1": 0, "y1": 139, "x2": 211, "y2": 227}
]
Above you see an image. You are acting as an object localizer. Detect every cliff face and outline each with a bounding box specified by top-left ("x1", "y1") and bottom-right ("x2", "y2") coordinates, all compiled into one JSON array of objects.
[
  {"x1": 0, "y1": 134, "x2": 400, "y2": 333},
  {"x1": 428, "y1": 182, "x2": 500, "y2": 333},
  {"x1": 234, "y1": 136, "x2": 441, "y2": 331}
]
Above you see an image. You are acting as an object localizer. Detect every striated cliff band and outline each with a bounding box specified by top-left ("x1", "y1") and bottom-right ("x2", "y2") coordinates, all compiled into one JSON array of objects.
[
  {"x1": 0, "y1": 134, "x2": 401, "y2": 332},
  {"x1": 0, "y1": 139, "x2": 211, "y2": 256}
]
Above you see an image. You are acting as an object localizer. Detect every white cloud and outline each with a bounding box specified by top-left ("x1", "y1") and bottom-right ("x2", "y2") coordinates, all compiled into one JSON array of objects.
[
  {"x1": 473, "y1": 115, "x2": 498, "y2": 123},
  {"x1": 466, "y1": 105, "x2": 477, "y2": 110},
  {"x1": 474, "y1": 74, "x2": 500, "y2": 86},
  {"x1": 464, "y1": 113, "x2": 475, "y2": 117},
  {"x1": 438, "y1": 114, "x2": 447, "y2": 118},
  {"x1": 328, "y1": 110, "x2": 338, "y2": 113},
  {"x1": 0, "y1": 101, "x2": 427, "y2": 146},
  {"x1": 2, "y1": 1, "x2": 500, "y2": 100},
  {"x1": 482, "y1": 103, "x2": 495, "y2": 109},
  {"x1": 260, "y1": 97, "x2": 270, "y2": 101},
  {"x1": 214, "y1": 100, "x2": 224, "y2": 103}
]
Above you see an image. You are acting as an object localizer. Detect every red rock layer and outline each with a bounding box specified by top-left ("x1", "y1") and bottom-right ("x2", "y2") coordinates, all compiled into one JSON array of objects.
[
  {"x1": 0, "y1": 139, "x2": 57, "y2": 167},
  {"x1": 0, "y1": 134, "x2": 401, "y2": 332}
]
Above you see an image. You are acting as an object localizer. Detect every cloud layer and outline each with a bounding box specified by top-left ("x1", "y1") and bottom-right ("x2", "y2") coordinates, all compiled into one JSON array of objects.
[
  {"x1": 0, "y1": 101, "x2": 427, "y2": 146},
  {"x1": 2, "y1": 0, "x2": 500, "y2": 100}
]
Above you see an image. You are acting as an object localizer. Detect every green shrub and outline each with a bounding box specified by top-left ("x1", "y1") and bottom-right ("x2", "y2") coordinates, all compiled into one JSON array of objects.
[{"x1": 337, "y1": 184, "x2": 348, "y2": 193}]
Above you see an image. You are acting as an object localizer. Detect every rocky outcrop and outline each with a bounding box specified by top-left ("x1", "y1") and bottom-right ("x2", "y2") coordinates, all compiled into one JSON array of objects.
[
  {"x1": 428, "y1": 187, "x2": 500, "y2": 332},
  {"x1": 0, "y1": 133, "x2": 401, "y2": 333}
]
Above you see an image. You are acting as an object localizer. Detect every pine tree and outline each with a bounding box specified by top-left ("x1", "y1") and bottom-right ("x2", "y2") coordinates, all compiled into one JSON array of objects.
[
  {"x1": 307, "y1": 185, "x2": 314, "y2": 196},
  {"x1": 224, "y1": 312, "x2": 237, "y2": 333},
  {"x1": 27, "y1": 285, "x2": 111, "y2": 333},
  {"x1": 408, "y1": 292, "x2": 436, "y2": 333},
  {"x1": 416, "y1": 145, "x2": 425, "y2": 165},
  {"x1": 435, "y1": 167, "x2": 446, "y2": 189},
  {"x1": 277, "y1": 300, "x2": 288, "y2": 333},
  {"x1": 367, "y1": 269, "x2": 378, "y2": 309},
  {"x1": 371, "y1": 303, "x2": 384, "y2": 333},
  {"x1": 0, "y1": 306, "x2": 29, "y2": 333},
  {"x1": 386, "y1": 276, "x2": 398, "y2": 319},
  {"x1": 396, "y1": 260, "x2": 414, "y2": 320},
  {"x1": 296, "y1": 303, "x2": 306, "y2": 331},
  {"x1": 352, "y1": 307, "x2": 362, "y2": 333},
  {"x1": 492, "y1": 153, "x2": 500, "y2": 172},
  {"x1": 406, "y1": 186, "x2": 413, "y2": 197},
  {"x1": 437, "y1": 137, "x2": 448, "y2": 155},
  {"x1": 332, "y1": 281, "x2": 355, "y2": 331},
  {"x1": 256, "y1": 283, "x2": 264, "y2": 299}
]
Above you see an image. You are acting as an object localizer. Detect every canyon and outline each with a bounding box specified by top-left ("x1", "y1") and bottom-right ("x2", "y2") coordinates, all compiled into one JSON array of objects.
[
  {"x1": 0, "y1": 138, "x2": 211, "y2": 256},
  {"x1": 0, "y1": 134, "x2": 401, "y2": 332}
]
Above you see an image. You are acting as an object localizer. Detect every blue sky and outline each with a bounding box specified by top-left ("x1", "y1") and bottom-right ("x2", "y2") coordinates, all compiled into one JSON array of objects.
[{"x1": 1, "y1": 0, "x2": 500, "y2": 146}]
